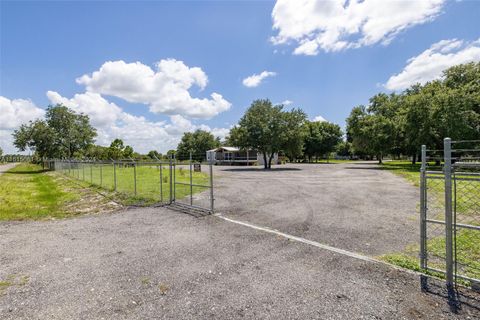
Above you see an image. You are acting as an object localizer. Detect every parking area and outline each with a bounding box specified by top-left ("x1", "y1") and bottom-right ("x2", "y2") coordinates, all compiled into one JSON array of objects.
[
  {"x1": 1, "y1": 207, "x2": 479, "y2": 319},
  {"x1": 1, "y1": 162, "x2": 480, "y2": 319},
  {"x1": 214, "y1": 162, "x2": 419, "y2": 256}
]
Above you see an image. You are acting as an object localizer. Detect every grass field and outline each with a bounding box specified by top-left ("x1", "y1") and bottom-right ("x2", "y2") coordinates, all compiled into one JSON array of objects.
[
  {"x1": 0, "y1": 163, "x2": 119, "y2": 220},
  {"x1": 57, "y1": 163, "x2": 210, "y2": 206},
  {"x1": 380, "y1": 161, "x2": 480, "y2": 284}
]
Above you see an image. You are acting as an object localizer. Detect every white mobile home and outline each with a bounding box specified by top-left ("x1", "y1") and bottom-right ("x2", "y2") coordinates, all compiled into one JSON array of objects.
[{"x1": 206, "y1": 147, "x2": 278, "y2": 166}]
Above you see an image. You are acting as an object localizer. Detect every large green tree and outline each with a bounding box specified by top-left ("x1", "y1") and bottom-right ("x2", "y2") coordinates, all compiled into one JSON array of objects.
[
  {"x1": 176, "y1": 130, "x2": 221, "y2": 161},
  {"x1": 229, "y1": 99, "x2": 307, "y2": 169},
  {"x1": 13, "y1": 105, "x2": 96, "y2": 159},
  {"x1": 107, "y1": 138, "x2": 135, "y2": 159},
  {"x1": 303, "y1": 120, "x2": 343, "y2": 161}
]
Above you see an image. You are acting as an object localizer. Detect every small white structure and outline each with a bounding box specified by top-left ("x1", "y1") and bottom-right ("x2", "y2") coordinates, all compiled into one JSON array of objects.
[{"x1": 206, "y1": 147, "x2": 278, "y2": 166}]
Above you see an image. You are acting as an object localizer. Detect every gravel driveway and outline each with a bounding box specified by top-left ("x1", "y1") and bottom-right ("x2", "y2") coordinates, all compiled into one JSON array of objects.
[
  {"x1": 213, "y1": 162, "x2": 419, "y2": 256},
  {"x1": 1, "y1": 207, "x2": 478, "y2": 319}
]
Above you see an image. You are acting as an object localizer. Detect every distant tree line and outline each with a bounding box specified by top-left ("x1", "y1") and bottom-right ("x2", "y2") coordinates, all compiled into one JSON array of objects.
[{"x1": 346, "y1": 62, "x2": 480, "y2": 163}]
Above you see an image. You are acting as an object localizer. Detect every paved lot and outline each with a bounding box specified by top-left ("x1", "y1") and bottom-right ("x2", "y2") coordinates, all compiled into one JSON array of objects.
[
  {"x1": 1, "y1": 207, "x2": 479, "y2": 319},
  {"x1": 214, "y1": 162, "x2": 419, "y2": 256}
]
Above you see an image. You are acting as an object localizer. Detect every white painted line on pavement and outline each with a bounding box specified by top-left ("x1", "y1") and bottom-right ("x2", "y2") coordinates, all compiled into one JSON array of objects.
[{"x1": 215, "y1": 213, "x2": 426, "y2": 278}]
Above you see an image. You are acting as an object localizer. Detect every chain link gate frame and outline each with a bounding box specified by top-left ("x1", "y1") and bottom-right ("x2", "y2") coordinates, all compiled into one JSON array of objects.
[
  {"x1": 420, "y1": 138, "x2": 480, "y2": 291},
  {"x1": 170, "y1": 154, "x2": 215, "y2": 214},
  {"x1": 50, "y1": 156, "x2": 215, "y2": 214}
]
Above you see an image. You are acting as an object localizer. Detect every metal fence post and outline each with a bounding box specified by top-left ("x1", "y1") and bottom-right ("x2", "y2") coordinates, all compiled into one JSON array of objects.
[
  {"x1": 444, "y1": 137, "x2": 454, "y2": 289},
  {"x1": 190, "y1": 152, "x2": 193, "y2": 205},
  {"x1": 209, "y1": 161, "x2": 214, "y2": 213},
  {"x1": 90, "y1": 164, "x2": 93, "y2": 183},
  {"x1": 169, "y1": 155, "x2": 173, "y2": 204},
  {"x1": 134, "y1": 161, "x2": 137, "y2": 196},
  {"x1": 82, "y1": 162, "x2": 85, "y2": 180},
  {"x1": 173, "y1": 154, "x2": 176, "y2": 202},
  {"x1": 113, "y1": 161, "x2": 117, "y2": 191},
  {"x1": 420, "y1": 145, "x2": 427, "y2": 270},
  {"x1": 159, "y1": 163, "x2": 163, "y2": 203},
  {"x1": 100, "y1": 164, "x2": 103, "y2": 187}
]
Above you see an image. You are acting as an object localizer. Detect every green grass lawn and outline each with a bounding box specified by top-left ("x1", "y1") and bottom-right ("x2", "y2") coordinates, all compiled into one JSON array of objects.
[
  {"x1": 0, "y1": 163, "x2": 81, "y2": 220},
  {"x1": 380, "y1": 160, "x2": 480, "y2": 284},
  {"x1": 57, "y1": 163, "x2": 210, "y2": 206}
]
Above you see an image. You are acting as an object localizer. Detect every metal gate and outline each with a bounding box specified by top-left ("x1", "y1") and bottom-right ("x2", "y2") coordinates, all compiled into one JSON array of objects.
[
  {"x1": 170, "y1": 155, "x2": 215, "y2": 214},
  {"x1": 420, "y1": 138, "x2": 480, "y2": 289},
  {"x1": 52, "y1": 157, "x2": 215, "y2": 214}
]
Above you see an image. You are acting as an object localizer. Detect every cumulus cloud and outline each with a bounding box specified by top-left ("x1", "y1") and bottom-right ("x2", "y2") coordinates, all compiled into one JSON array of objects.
[
  {"x1": 281, "y1": 99, "x2": 293, "y2": 106},
  {"x1": 242, "y1": 71, "x2": 277, "y2": 87},
  {"x1": 76, "y1": 59, "x2": 231, "y2": 119},
  {"x1": 271, "y1": 0, "x2": 445, "y2": 55},
  {"x1": 0, "y1": 96, "x2": 45, "y2": 130},
  {"x1": 46, "y1": 91, "x2": 229, "y2": 153},
  {"x1": 385, "y1": 38, "x2": 480, "y2": 90},
  {"x1": 0, "y1": 96, "x2": 46, "y2": 154},
  {"x1": 313, "y1": 115, "x2": 327, "y2": 122}
]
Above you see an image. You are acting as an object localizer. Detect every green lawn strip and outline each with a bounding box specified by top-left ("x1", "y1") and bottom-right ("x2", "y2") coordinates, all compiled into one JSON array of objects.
[
  {"x1": 380, "y1": 160, "x2": 480, "y2": 285},
  {"x1": 381, "y1": 229, "x2": 480, "y2": 285},
  {"x1": 57, "y1": 163, "x2": 210, "y2": 206},
  {"x1": 0, "y1": 163, "x2": 79, "y2": 220}
]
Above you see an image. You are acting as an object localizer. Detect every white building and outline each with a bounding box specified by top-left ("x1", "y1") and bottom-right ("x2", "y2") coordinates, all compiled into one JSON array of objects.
[{"x1": 206, "y1": 147, "x2": 279, "y2": 166}]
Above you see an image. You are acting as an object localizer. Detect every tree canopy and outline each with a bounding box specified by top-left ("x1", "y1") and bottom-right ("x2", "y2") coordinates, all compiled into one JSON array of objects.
[
  {"x1": 13, "y1": 105, "x2": 97, "y2": 159},
  {"x1": 303, "y1": 120, "x2": 343, "y2": 161},
  {"x1": 346, "y1": 62, "x2": 480, "y2": 163},
  {"x1": 228, "y1": 99, "x2": 307, "y2": 168},
  {"x1": 176, "y1": 130, "x2": 220, "y2": 161}
]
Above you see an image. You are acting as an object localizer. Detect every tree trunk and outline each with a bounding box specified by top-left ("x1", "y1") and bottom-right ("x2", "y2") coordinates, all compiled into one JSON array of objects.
[
  {"x1": 378, "y1": 153, "x2": 383, "y2": 164},
  {"x1": 411, "y1": 153, "x2": 416, "y2": 165},
  {"x1": 268, "y1": 153, "x2": 274, "y2": 169},
  {"x1": 262, "y1": 152, "x2": 268, "y2": 169}
]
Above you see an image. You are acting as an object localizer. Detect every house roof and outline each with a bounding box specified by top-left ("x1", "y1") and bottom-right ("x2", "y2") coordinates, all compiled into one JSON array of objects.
[{"x1": 207, "y1": 146, "x2": 240, "y2": 152}]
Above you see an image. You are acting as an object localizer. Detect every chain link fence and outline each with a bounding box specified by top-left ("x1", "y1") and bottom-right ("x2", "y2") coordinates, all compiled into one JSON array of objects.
[
  {"x1": 421, "y1": 138, "x2": 480, "y2": 290},
  {"x1": 48, "y1": 154, "x2": 214, "y2": 213}
]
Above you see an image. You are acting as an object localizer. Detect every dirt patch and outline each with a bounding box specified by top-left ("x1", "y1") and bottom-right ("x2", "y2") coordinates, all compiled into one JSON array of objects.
[{"x1": 49, "y1": 172, "x2": 122, "y2": 216}]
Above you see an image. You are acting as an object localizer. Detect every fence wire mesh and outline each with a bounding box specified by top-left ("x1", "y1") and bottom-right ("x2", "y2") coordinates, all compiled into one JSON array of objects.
[
  {"x1": 49, "y1": 157, "x2": 214, "y2": 213},
  {"x1": 421, "y1": 139, "x2": 480, "y2": 288}
]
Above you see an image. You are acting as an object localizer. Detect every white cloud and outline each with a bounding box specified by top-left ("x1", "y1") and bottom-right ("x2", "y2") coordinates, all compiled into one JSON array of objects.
[
  {"x1": 0, "y1": 96, "x2": 45, "y2": 130},
  {"x1": 46, "y1": 91, "x2": 229, "y2": 153},
  {"x1": 242, "y1": 71, "x2": 277, "y2": 87},
  {"x1": 313, "y1": 115, "x2": 327, "y2": 122},
  {"x1": 385, "y1": 38, "x2": 480, "y2": 90},
  {"x1": 281, "y1": 99, "x2": 293, "y2": 106},
  {"x1": 0, "y1": 96, "x2": 46, "y2": 154},
  {"x1": 76, "y1": 59, "x2": 231, "y2": 119},
  {"x1": 271, "y1": 0, "x2": 445, "y2": 55}
]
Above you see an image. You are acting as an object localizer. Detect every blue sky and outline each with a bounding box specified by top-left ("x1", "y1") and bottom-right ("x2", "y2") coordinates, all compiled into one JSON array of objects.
[{"x1": 1, "y1": 0, "x2": 480, "y2": 154}]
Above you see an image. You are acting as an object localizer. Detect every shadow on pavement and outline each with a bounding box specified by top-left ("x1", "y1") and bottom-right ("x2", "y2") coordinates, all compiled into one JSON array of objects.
[
  {"x1": 421, "y1": 275, "x2": 480, "y2": 314},
  {"x1": 219, "y1": 167, "x2": 302, "y2": 172}
]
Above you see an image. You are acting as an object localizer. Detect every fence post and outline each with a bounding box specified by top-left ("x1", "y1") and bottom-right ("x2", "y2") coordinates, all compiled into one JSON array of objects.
[
  {"x1": 90, "y1": 163, "x2": 93, "y2": 183},
  {"x1": 190, "y1": 152, "x2": 193, "y2": 205},
  {"x1": 160, "y1": 162, "x2": 163, "y2": 203},
  {"x1": 173, "y1": 154, "x2": 176, "y2": 202},
  {"x1": 134, "y1": 161, "x2": 137, "y2": 196},
  {"x1": 209, "y1": 161, "x2": 214, "y2": 213},
  {"x1": 100, "y1": 163, "x2": 103, "y2": 187},
  {"x1": 169, "y1": 155, "x2": 173, "y2": 204},
  {"x1": 444, "y1": 137, "x2": 454, "y2": 290},
  {"x1": 420, "y1": 145, "x2": 427, "y2": 270},
  {"x1": 82, "y1": 162, "x2": 85, "y2": 180},
  {"x1": 113, "y1": 161, "x2": 117, "y2": 191}
]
